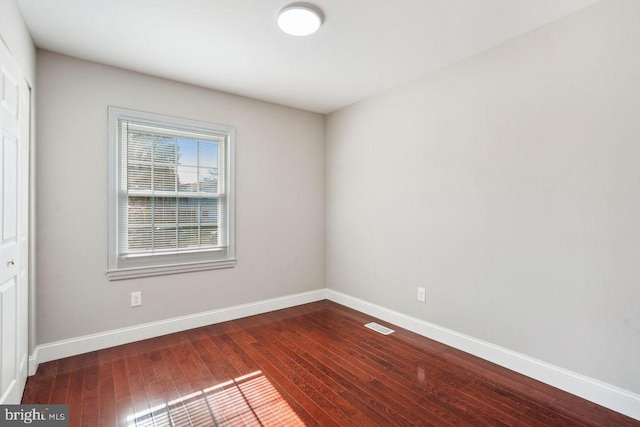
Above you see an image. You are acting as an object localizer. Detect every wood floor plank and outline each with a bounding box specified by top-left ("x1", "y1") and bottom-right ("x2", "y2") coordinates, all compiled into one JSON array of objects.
[
  {"x1": 220, "y1": 330, "x2": 321, "y2": 425},
  {"x1": 307, "y1": 307, "x2": 559, "y2": 426},
  {"x1": 247, "y1": 327, "x2": 390, "y2": 427},
  {"x1": 327, "y1": 304, "x2": 599, "y2": 427},
  {"x1": 314, "y1": 304, "x2": 545, "y2": 416},
  {"x1": 67, "y1": 373, "x2": 85, "y2": 427},
  {"x1": 157, "y1": 334, "x2": 203, "y2": 426},
  {"x1": 211, "y1": 321, "x2": 337, "y2": 426},
  {"x1": 31, "y1": 360, "x2": 59, "y2": 404},
  {"x1": 146, "y1": 347, "x2": 190, "y2": 426},
  {"x1": 223, "y1": 330, "x2": 340, "y2": 427},
  {"x1": 98, "y1": 356, "x2": 117, "y2": 427},
  {"x1": 65, "y1": 354, "x2": 90, "y2": 427},
  {"x1": 49, "y1": 357, "x2": 72, "y2": 404},
  {"x1": 80, "y1": 353, "x2": 100, "y2": 427},
  {"x1": 186, "y1": 327, "x2": 263, "y2": 426},
  {"x1": 137, "y1": 350, "x2": 172, "y2": 425},
  {"x1": 21, "y1": 301, "x2": 639, "y2": 427},
  {"x1": 275, "y1": 326, "x2": 461, "y2": 426},
  {"x1": 265, "y1": 308, "x2": 505, "y2": 426},
  {"x1": 123, "y1": 351, "x2": 152, "y2": 426},
  {"x1": 111, "y1": 357, "x2": 134, "y2": 427},
  {"x1": 321, "y1": 301, "x2": 633, "y2": 427},
  {"x1": 207, "y1": 324, "x2": 322, "y2": 427},
  {"x1": 169, "y1": 334, "x2": 230, "y2": 426},
  {"x1": 20, "y1": 377, "x2": 39, "y2": 404},
  {"x1": 247, "y1": 318, "x2": 442, "y2": 426}
]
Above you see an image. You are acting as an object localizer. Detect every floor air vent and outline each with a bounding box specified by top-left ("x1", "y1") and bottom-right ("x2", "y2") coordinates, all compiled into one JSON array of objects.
[{"x1": 365, "y1": 322, "x2": 395, "y2": 335}]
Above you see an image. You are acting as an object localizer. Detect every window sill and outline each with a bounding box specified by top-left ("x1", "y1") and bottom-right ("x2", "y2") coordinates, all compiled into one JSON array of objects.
[{"x1": 107, "y1": 258, "x2": 236, "y2": 281}]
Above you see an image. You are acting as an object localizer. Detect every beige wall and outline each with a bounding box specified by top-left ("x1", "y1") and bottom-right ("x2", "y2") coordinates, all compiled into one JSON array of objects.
[
  {"x1": 36, "y1": 50, "x2": 325, "y2": 343},
  {"x1": 327, "y1": 0, "x2": 640, "y2": 394}
]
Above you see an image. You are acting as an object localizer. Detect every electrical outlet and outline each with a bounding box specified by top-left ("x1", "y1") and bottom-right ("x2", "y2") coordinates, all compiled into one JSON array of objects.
[
  {"x1": 417, "y1": 287, "x2": 426, "y2": 303},
  {"x1": 131, "y1": 291, "x2": 142, "y2": 307}
]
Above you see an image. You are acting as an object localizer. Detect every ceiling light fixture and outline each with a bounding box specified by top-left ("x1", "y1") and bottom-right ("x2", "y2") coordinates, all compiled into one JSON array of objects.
[{"x1": 277, "y1": 3, "x2": 323, "y2": 36}]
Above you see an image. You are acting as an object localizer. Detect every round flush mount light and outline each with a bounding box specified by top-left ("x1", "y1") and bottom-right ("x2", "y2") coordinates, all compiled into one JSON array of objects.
[{"x1": 277, "y1": 3, "x2": 323, "y2": 36}]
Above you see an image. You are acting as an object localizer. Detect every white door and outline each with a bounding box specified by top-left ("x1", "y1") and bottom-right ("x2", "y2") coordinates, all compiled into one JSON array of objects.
[{"x1": 0, "y1": 39, "x2": 30, "y2": 404}]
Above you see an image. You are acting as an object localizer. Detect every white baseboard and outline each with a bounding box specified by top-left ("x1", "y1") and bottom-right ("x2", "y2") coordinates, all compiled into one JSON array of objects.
[
  {"x1": 28, "y1": 289, "x2": 327, "y2": 376},
  {"x1": 28, "y1": 287, "x2": 640, "y2": 421},
  {"x1": 325, "y1": 289, "x2": 640, "y2": 421}
]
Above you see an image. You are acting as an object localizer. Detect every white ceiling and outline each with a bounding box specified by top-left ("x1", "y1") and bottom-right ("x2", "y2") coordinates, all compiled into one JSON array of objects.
[{"x1": 17, "y1": 0, "x2": 602, "y2": 114}]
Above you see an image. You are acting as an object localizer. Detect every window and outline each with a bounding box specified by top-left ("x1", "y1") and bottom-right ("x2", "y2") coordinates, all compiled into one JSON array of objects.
[{"x1": 107, "y1": 107, "x2": 235, "y2": 280}]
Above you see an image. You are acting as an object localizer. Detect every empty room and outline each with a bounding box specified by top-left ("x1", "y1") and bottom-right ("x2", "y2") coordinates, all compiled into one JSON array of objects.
[{"x1": 0, "y1": 0, "x2": 639, "y2": 425}]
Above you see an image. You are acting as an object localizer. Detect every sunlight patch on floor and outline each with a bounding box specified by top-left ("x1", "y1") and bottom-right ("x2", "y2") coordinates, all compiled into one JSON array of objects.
[{"x1": 126, "y1": 370, "x2": 305, "y2": 426}]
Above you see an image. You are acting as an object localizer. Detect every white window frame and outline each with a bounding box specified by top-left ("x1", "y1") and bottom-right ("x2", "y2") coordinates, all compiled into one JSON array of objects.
[{"x1": 107, "y1": 106, "x2": 236, "y2": 280}]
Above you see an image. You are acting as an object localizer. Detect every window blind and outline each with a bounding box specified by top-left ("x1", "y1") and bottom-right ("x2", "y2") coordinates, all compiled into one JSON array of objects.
[{"x1": 118, "y1": 119, "x2": 228, "y2": 257}]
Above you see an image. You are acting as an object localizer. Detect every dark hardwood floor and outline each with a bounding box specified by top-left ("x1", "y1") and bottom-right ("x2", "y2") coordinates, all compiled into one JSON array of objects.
[{"x1": 22, "y1": 300, "x2": 639, "y2": 426}]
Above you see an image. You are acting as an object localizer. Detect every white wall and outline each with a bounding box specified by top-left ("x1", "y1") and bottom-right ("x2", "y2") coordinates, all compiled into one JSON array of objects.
[
  {"x1": 36, "y1": 51, "x2": 325, "y2": 344},
  {"x1": 327, "y1": 0, "x2": 640, "y2": 394},
  {"x1": 0, "y1": 0, "x2": 35, "y2": 84}
]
